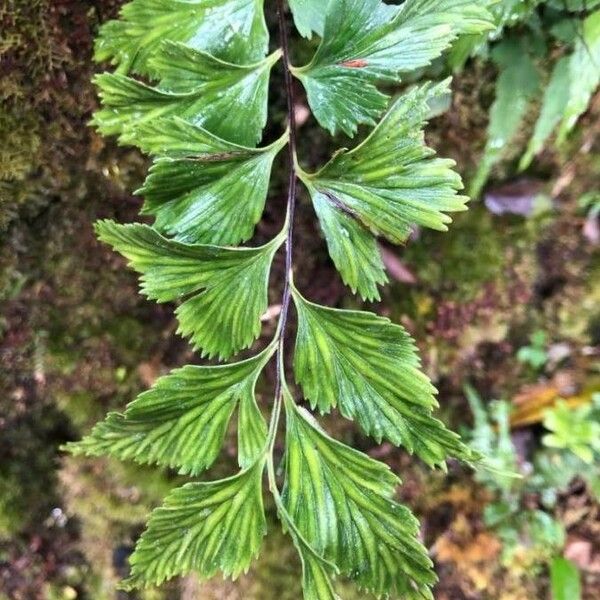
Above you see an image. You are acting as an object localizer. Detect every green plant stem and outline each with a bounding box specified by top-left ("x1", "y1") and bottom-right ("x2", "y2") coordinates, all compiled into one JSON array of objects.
[{"x1": 266, "y1": 0, "x2": 298, "y2": 494}]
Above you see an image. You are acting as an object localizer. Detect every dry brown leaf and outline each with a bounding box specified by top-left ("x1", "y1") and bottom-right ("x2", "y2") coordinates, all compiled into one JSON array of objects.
[
  {"x1": 510, "y1": 375, "x2": 599, "y2": 428},
  {"x1": 137, "y1": 360, "x2": 161, "y2": 388},
  {"x1": 434, "y1": 514, "x2": 501, "y2": 591},
  {"x1": 436, "y1": 517, "x2": 502, "y2": 565},
  {"x1": 379, "y1": 246, "x2": 417, "y2": 284}
]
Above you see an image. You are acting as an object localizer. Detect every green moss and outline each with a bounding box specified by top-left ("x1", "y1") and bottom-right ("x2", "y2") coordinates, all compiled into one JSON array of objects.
[
  {"x1": 61, "y1": 456, "x2": 178, "y2": 599},
  {"x1": 402, "y1": 206, "x2": 532, "y2": 304}
]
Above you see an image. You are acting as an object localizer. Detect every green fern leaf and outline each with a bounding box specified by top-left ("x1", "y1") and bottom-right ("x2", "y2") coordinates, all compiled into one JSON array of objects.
[
  {"x1": 292, "y1": 0, "x2": 493, "y2": 135},
  {"x1": 95, "y1": 0, "x2": 269, "y2": 76},
  {"x1": 123, "y1": 462, "x2": 267, "y2": 588},
  {"x1": 520, "y1": 56, "x2": 571, "y2": 170},
  {"x1": 293, "y1": 290, "x2": 474, "y2": 467},
  {"x1": 288, "y1": 0, "x2": 330, "y2": 38},
  {"x1": 237, "y1": 377, "x2": 270, "y2": 469},
  {"x1": 470, "y1": 38, "x2": 540, "y2": 197},
  {"x1": 65, "y1": 348, "x2": 272, "y2": 474},
  {"x1": 132, "y1": 122, "x2": 288, "y2": 244},
  {"x1": 96, "y1": 220, "x2": 282, "y2": 359},
  {"x1": 298, "y1": 548, "x2": 340, "y2": 600},
  {"x1": 93, "y1": 43, "x2": 280, "y2": 146},
  {"x1": 302, "y1": 81, "x2": 467, "y2": 241},
  {"x1": 556, "y1": 10, "x2": 600, "y2": 144},
  {"x1": 275, "y1": 502, "x2": 341, "y2": 600},
  {"x1": 121, "y1": 116, "x2": 269, "y2": 156},
  {"x1": 311, "y1": 190, "x2": 388, "y2": 301},
  {"x1": 520, "y1": 11, "x2": 600, "y2": 168},
  {"x1": 283, "y1": 398, "x2": 436, "y2": 598},
  {"x1": 300, "y1": 81, "x2": 467, "y2": 297},
  {"x1": 75, "y1": 1, "x2": 486, "y2": 596}
]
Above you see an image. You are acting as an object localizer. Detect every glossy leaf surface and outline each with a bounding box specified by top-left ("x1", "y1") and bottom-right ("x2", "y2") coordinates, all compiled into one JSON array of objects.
[
  {"x1": 293, "y1": 290, "x2": 474, "y2": 467},
  {"x1": 288, "y1": 0, "x2": 330, "y2": 38},
  {"x1": 95, "y1": 0, "x2": 269, "y2": 76},
  {"x1": 93, "y1": 43, "x2": 280, "y2": 146},
  {"x1": 294, "y1": 0, "x2": 493, "y2": 135},
  {"x1": 310, "y1": 190, "x2": 387, "y2": 300},
  {"x1": 283, "y1": 400, "x2": 436, "y2": 598},
  {"x1": 134, "y1": 120, "x2": 288, "y2": 244},
  {"x1": 302, "y1": 81, "x2": 467, "y2": 297},
  {"x1": 124, "y1": 463, "x2": 266, "y2": 588}
]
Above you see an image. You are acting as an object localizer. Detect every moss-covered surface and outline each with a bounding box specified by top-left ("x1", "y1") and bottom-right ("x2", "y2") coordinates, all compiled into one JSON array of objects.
[{"x1": 1, "y1": 1, "x2": 599, "y2": 599}]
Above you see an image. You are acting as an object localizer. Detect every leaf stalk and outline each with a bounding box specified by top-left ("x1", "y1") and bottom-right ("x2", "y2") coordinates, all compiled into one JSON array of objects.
[{"x1": 266, "y1": 0, "x2": 299, "y2": 492}]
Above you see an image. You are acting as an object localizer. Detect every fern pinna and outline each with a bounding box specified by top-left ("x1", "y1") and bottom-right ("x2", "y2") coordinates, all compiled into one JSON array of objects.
[{"x1": 67, "y1": 1, "x2": 493, "y2": 597}]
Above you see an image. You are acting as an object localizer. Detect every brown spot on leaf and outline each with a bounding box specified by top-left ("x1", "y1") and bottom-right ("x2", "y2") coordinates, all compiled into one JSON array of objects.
[
  {"x1": 340, "y1": 59, "x2": 368, "y2": 68},
  {"x1": 321, "y1": 190, "x2": 358, "y2": 218}
]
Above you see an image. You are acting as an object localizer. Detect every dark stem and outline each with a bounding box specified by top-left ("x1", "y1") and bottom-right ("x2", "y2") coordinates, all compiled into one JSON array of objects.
[{"x1": 273, "y1": 0, "x2": 298, "y2": 408}]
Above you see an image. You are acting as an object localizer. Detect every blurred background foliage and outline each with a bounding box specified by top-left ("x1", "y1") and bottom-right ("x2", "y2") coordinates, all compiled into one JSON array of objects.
[{"x1": 0, "y1": 0, "x2": 599, "y2": 599}]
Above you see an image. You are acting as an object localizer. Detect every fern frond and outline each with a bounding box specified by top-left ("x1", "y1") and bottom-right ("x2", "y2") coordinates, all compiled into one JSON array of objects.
[{"x1": 70, "y1": 0, "x2": 490, "y2": 596}]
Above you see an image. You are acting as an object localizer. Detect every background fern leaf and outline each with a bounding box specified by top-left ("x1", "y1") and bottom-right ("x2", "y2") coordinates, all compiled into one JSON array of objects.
[
  {"x1": 556, "y1": 10, "x2": 600, "y2": 143},
  {"x1": 470, "y1": 38, "x2": 540, "y2": 197},
  {"x1": 520, "y1": 56, "x2": 571, "y2": 170}
]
